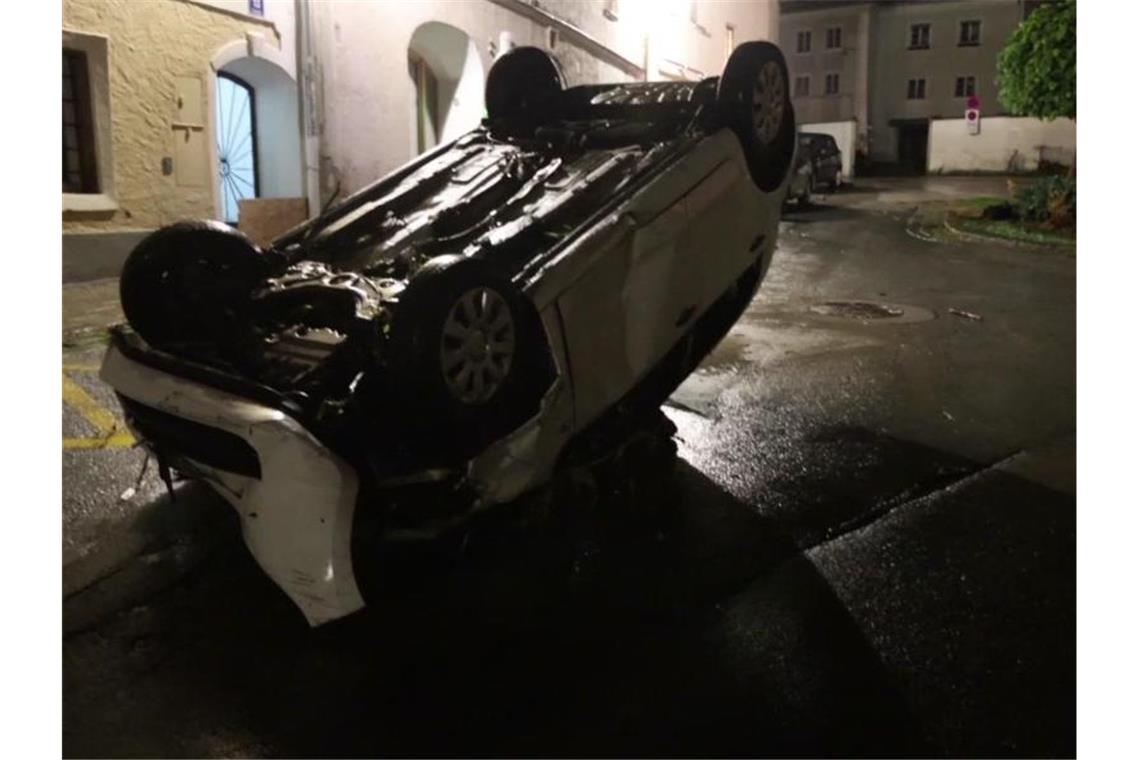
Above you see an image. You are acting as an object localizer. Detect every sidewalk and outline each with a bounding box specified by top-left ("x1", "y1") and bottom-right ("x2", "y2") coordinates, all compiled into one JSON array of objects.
[
  {"x1": 62, "y1": 274, "x2": 230, "y2": 631},
  {"x1": 63, "y1": 277, "x2": 122, "y2": 347}
]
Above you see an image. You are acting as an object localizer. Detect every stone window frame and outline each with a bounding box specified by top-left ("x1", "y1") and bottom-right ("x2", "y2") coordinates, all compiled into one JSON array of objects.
[
  {"x1": 958, "y1": 19, "x2": 982, "y2": 47},
  {"x1": 954, "y1": 75, "x2": 977, "y2": 98},
  {"x1": 825, "y1": 72, "x2": 840, "y2": 97},
  {"x1": 908, "y1": 23, "x2": 931, "y2": 50},
  {"x1": 796, "y1": 30, "x2": 812, "y2": 54},
  {"x1": 62, "y1": 29, "x2": 117, "y2": 213},
  {"x1": 794, "y1": 75, "x2": 811, "y2": 98}
]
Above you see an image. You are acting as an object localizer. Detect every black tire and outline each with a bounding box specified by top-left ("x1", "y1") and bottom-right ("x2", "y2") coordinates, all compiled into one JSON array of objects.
[
  {"x1": 485, "y1": 46, "x2": 565, "y2": 125},
  {"x1": 387, "y1": 255, "x2": 555, "y2": 459},
  {"x1": 717, "y1": 41, "x2": 796, "y2": 192},
  {"x1": 119, "y1": 221, "x2": 269, "y2": 347}
]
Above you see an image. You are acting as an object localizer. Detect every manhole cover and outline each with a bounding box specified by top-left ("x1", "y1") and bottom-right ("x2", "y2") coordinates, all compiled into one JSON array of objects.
[{"x1": 808, "y1": 301, "x2": 935, "y2": 324}]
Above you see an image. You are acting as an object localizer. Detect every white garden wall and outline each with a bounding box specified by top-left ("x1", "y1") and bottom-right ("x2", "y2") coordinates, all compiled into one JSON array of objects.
[
  {"x1": 928, "y1": 116, "x2": 1075, "y2": 174},
  {"x1": 798, "y1": 119, "x2": 857, "y2": 179}
]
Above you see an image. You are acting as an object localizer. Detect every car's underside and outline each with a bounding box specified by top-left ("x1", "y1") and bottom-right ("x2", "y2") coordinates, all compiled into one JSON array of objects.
[
  {"x1": 116, "y1": 79, "x2": 727, "y2": 473},
  {"x1": 105, "y1": 42, "x2": 797, "y2": 624}
]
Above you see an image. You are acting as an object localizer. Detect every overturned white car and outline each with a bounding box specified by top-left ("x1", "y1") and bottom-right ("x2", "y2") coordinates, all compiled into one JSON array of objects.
[{"x1": 101, "y1": 42, "x2": 797, "y2": 625}]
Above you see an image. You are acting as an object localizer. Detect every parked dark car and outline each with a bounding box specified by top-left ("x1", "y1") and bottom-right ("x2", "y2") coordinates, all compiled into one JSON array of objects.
[{"x1": 798, "y1": 132, "x2": 843, "y2": 191}]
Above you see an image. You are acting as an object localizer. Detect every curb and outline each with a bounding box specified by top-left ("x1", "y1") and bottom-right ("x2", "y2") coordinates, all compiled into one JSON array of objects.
[{"x1": 943, "y1": 214, "x2": 1075, "y2": 251}]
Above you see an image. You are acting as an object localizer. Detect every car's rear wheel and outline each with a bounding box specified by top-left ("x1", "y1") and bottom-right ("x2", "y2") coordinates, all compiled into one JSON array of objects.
[
  {"x1": 484, "y1": 46, "x2": 565, "y2": 126},
  {"x1": 119, "y1": 221, "x2": 269, "y2": 348},
  {"x1": 387, "y1": 255, "x2": 554, "y2": 458},
  {"x1": 717, "y1": 42, "x2": 796, "y2": 192}
]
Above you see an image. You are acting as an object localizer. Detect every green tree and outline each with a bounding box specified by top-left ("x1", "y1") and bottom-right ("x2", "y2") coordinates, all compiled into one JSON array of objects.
[{"x1": 997, "y1": 0, "x2": 1076, "y2": 120}]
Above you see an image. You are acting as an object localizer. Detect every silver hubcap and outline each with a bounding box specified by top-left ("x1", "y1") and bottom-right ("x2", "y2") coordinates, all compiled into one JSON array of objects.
[
  {"x1": 752, "y1": 61, "x2": 786, "y2": 145},
  {"x1": 440, "y1": 287, "x2": 514, "y2": 404}
]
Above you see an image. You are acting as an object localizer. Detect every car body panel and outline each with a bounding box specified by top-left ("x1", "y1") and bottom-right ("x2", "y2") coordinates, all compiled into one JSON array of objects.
[
  {"x1": 540, "y1": 130, "x2": 782, "y2": 429},
  {"x1": 101, "y1": 343, "x2": 366, "y2": 626}
]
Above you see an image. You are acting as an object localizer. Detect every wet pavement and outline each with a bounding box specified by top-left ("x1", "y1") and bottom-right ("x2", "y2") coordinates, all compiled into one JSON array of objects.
[{"x1": 62, "y1": 178, "x2": 1075, "y2": 757}]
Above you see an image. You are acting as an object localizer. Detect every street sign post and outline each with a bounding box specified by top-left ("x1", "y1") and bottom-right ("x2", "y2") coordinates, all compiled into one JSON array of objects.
[{"x1": 965, "y1": 96, "x2": 981, "y2": 135}]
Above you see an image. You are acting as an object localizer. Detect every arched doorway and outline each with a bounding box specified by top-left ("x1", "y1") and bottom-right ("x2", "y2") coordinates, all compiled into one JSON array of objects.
[
  {"x1": 215, "y1": 72, "x2": 258, "y2": 223},
  {"x1": 213, "y1": 54, "x2": 303, "y2": 223},
  {"x1": 408, "y1": 22, "x2": 485, "y2": 154}
]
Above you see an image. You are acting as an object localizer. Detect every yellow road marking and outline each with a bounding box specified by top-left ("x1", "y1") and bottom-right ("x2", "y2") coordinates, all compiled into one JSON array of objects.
[
  {"x1": 62, "y1": 370, "x2": 135, "y2": 450},
  {"x1": 63, "y1": 433, "x2": 136, "y2": 450},
  {"x1": 63, "y1": 363, "x2": 102, "y2": 372}
]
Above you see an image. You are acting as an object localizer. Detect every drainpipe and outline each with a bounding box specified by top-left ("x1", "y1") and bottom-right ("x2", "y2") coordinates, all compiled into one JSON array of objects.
[{"x1": 296, "y1": 0, "x2": 322, "y2": 218}]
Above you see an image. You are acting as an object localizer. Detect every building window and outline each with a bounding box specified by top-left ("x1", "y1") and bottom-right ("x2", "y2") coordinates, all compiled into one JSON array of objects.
[
  {"x1": 959, "y1": 20, "x2": 981, "y2": 46},
  {"x1": 906, "y1": 78, "x2": 927, "y2": 100},
  {"x1": 826, "y1": 27, "x2": 842, "y2": 49},
  {"x1": 825, "y1": 72, "x2": 840, "y2": 96},
  {"x1": 796, "y1": 30, "x2": 812, "y2": 54},
  {"x1": 909, "y1": 23, "x2": 931, "y2": 49},
  {"x1": 62, "y1": 49, "x2": 98, "y2": 194},
  {"x1": 794, "y1": 75, "x2": 810, "y2": 98},
  {"x1": 954, "y1": 75, "x2": 977, "y2": 97},
  {"x1": 62, "y1": 30, "x2": 115, "y2": 211}
]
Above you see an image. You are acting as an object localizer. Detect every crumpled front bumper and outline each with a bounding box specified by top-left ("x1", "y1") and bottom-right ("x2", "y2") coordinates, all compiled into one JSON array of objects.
[{"x1": 100, "y1": 342, "x2": 365, "y2": 626}]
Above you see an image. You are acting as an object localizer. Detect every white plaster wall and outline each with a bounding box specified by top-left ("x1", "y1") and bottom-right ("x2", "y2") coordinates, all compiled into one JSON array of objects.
[
  {"x1": 799, "y1": 119, "x2": 857, "y2": 179},
  {"x1": 439, "y1": 37, "x2": 486, "y2": 144},
  {"x1": 927, "y1": 116, "x2": 1075, "y2": 174}
]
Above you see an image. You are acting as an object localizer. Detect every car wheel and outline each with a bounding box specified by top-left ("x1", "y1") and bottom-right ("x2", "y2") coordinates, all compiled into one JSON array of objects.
[
  {"x1": 387, "y1": 255, "x2": 555, "y2": 459},
  {"x1": 717, "y1": 41, "x2": 796, "y2": 192},
  {"x1": 119, "y1": 221, "x2": 269, "y2": 348},
  {"x1": 484, "y1": 46, "x2": 565, "y2": 125}
]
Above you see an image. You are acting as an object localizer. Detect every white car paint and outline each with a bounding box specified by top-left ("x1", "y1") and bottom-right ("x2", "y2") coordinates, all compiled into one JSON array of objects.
[{"x1": 101, "y1": 345, "x2": 365, "y2": 626}]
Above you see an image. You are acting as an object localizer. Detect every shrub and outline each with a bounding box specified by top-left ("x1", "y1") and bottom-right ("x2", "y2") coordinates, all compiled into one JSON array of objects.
[{"x1": 1015, "y1": 176, "x2": 1075, "y2": 227}]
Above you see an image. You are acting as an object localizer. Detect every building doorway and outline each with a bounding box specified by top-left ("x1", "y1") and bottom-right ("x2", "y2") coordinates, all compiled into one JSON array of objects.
[
  {"x1": 408, "y1": 22, "x2": 485, "y2": 155},
  {"x1": 214, "y1": 55, "x2": 303, "y2": 224},
  {"x1": 895, "y1": 121, "x2": 929, "y2": 175},
  {"x1": 215, "y1": 72, "x2": 258, "y2": 223}
]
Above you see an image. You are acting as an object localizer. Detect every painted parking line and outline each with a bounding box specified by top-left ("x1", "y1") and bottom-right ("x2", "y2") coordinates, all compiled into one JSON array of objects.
[{"x1": 62, "y1": 365, "x2": 135, "y2": 450}]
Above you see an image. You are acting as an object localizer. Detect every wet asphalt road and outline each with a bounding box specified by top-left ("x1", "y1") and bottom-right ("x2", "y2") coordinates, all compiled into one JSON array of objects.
[{"x1": 62, "y1": 181, "x2": 1075, "y2": 757}]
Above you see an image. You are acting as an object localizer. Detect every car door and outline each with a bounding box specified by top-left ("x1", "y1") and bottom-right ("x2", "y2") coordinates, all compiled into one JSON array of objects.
[
  {"x1": 554, "y1": 138, "x2": 759, "y2": 429},
  {"x1": 556, "y1": 194, "x2": 697, "y2": 428}
]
